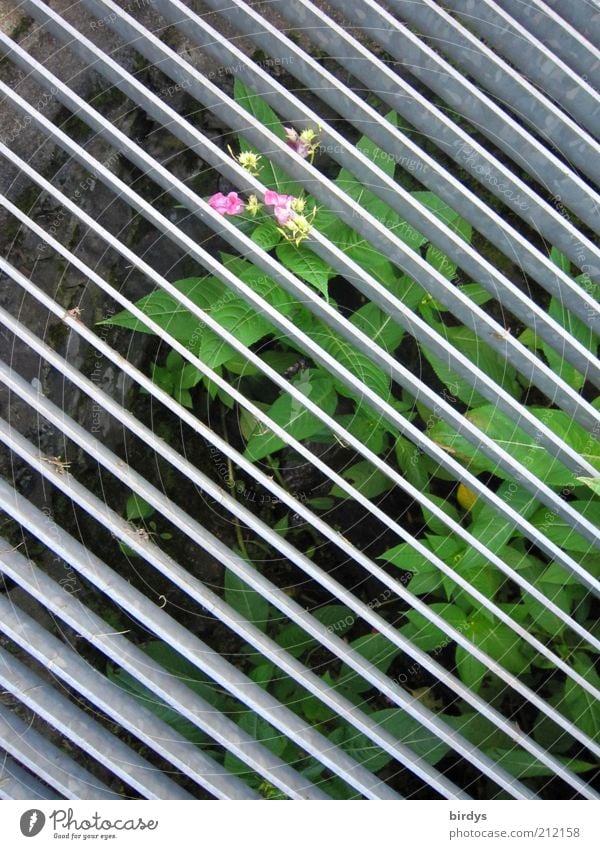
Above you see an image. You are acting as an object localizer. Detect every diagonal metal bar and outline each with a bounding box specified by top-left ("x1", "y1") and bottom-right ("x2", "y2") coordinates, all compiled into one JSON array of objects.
[
  {"x1": 438, "y1": 0, "x2": 600, "y2": 136},
  {"x1": 0, "y1": 702, "x2": 118, "y2": 800},
  {"x1": 484, "y1": 0, "x2": 600, "y2": 89},
  {"x1": 0, "y1": 430, "x2": 542, "y2": 800},
  {"x1": 0, "y1": 750, "x2": 62, "y2": 800},
  {"x1": 148, "y1": 0, "x2": 599, "y2": 376},
  {"x1": 3, "y1": 151, "x2": 599, "y2": 575},
  {"x1": 0, "y1": 645, "x2": 199, "y2": 800},
  {"x1": 321, "y1": 0, "x2": 600, "y2": 231},
  {"x1": 267, "y1": 0, "x2": 600, "y2": 278}
]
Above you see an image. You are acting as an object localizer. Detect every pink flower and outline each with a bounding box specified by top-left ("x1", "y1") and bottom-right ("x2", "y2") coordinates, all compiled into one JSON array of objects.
[
  {"x1": 207, "y1": 191, "x2": 245, "y2": 215},
  {"x1": 284, "y1": 127, "x2": 312, "y2": 158},
  {"x1": 264, "y1": 190, "x2": 295, "y2": 225}
]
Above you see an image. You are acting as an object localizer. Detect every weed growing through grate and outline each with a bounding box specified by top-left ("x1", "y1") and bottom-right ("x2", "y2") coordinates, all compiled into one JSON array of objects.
[{"x1": 102, "y1": 80, "x2": 600, "y2": 797}]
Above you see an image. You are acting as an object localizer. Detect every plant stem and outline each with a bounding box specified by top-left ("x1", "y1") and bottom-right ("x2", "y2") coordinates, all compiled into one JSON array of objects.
[{"x1": 221, "y1": 408, "x2": 250, "y2": 561}]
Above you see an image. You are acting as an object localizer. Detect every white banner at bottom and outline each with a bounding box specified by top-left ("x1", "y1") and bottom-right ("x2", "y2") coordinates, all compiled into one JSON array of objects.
[{"x1": 0, "y1": 800, "x2": 598, "y2": 848}]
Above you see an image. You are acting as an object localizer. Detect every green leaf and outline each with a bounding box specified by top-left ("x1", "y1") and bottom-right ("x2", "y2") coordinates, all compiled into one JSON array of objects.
[
  {"x1": 401, "y1": 603, "x2": 467, "y2": 652},
  {"x1": 455, "y1": 645, "x2": 488, "y2": 692},
  {"x1": 274, "y1": 623, "x2": 319, "y2": 658},
  {"x1": 577, "y1": 476, "x2": 600, "y2": 496},
  {"x1": 456, "y1": 283, "x2": 494, "y2": 308},
  {"x1": 419, "y1": 324, "x2": 520, "y2": 407},
  {"x1": 312, "y1": 604, "x2": 356, "y2": 636},
  {"x1": 378, "y1": 543, "x2": 443, "y2": 596},
  {"x1": 125, "y1": 494, "x2": 154, "y2": 522},
  {"x1": 563, "y1": 655, "x2": 600, "y2": 740},
  {"x1": 141, "y1": 642, "x2": 228, "y2": 707},
  {"x1": 311, "y1": 322, "x2": 391, "y2": 400},
  {"x1": 102, "y1": 276, "x2": 225, "y2": 349},
  {"x1": 330, "y1": 460, "x2": 394, "y2": 500},
  {"x1": 350, "y1": 302, "x2": 405, "y2": 352},
  {"x1": 249, "y1": 663, "x2": 275, "y2": 688},
  {"x1": 300, "y1": 694, "x2": 337, "y2": 724},
  {"x1": 371, "y1": 708, "x2": 451, "y2": 765},
  {"x1": 420, "y1": 495, "x2": 461, "y2": 535},
  {"x1": 344, "y1": 243, "x2": 400, "y2": 287},
  {"x1": 108, "y1": 666, "x2": 212, "y2": 746},
  {"x1": 425, "y1": 534, "x2": 464, "y2": 561},
  {"x1": 330, "y1": 723, "x2": 393, "y2": 772},
  {"x1": 429, "y1": 405, "x2": 600, "y2": 487},
  {"x1": 355, "y1": 112, "x2": 399, "y2": 177},
  {"x1": 426, "y1": 244, "x2": 456, "y2": 280},
  {"x1": 412, "y1": 191, "x2": 472, "y2": 244},
  {"x1": 442, "y1": 555, "x2": 504, "y2": 606},
  {"x1": 482, "y1": 748, "x2": 596, "y2": 778},
  {"x1": 337, "y1": 409, "x2": 388, "y2": 455},
  {"x1": 533, "y1": 711, "x2": 576, "y2": 755},
  {"x1": 251, "y1": 219, "x2": 282, "y2": 251},
  {"x1": 394, "y1": 438, "x2": 431, "y2": 490},
  {"x1": 544, "y1": 296, "x2": 598, "y2": 390},
  {"x1": 466, "y1": 613, "x2": 530, "y2": 676},
  {"x1": 233, "y1": 79, "x2": 301, "y2": 195},
  {"x1": 276, "y1": 242, "x2": 333, "y2": 299},
  {"x1": 408, "y1": 564, "x2": 445, "y2": 597},
  {"x1": 459, "y1": 481, "x2": 539, "y2": 569},
  {"x1": 224, "y1": 569, "x2": 270, "y2": 632},
  {"x1": 244, "y1": 370, "x2": 338, "y2": 461},
  {"x1": 530, "y1": 499, "x2": 600, "y2": 554},
  {"x1": 443, "y1": 712, "x2": 513, "y2": 750},
  {"x1": 337, "y1": 633, "x2": 402, "y2": 693},
  {"x1": 237, "y1": 711, "x2": 289, "y2": 758},
  {"x1": 550, "y1": 247, "x2": 571, "y2": 274}
]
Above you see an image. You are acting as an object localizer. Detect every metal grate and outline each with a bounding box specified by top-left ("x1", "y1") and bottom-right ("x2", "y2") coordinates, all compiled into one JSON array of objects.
[{"x1": 0, "y1": 0, "x2": 598, "y2": 800}]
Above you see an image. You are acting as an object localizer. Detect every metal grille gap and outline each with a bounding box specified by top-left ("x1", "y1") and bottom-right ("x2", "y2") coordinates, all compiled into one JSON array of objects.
[{"x1": 0, "y1": 0, "x2": 598, "y2": 800}]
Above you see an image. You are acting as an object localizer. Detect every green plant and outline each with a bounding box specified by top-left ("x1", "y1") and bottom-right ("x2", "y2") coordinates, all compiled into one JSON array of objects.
[{"x1": 103, "y1": 80, "x2": 600, "y2": 795}]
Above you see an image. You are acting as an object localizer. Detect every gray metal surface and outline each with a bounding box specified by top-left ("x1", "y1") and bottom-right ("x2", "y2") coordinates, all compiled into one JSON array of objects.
[{"x1": 0, "y1": 0, "x2": 598, "y2": 800}]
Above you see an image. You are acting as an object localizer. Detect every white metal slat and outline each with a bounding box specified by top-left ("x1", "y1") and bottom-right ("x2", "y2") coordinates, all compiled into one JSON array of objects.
[
  {"x1": 0, "y1": 644, "x2": 199, "y2": 800},
  {"x1": 68, "y1": 0, "x2": 600, "y2": 438},
  {"x1": 0, "y1": 410, "x2": 501, "y2": 799},
  {"x1": 0, "y1": 452, "x2": 411, "y2": 800},
  {"x1": 0, "y1": 701, "x2": 118, "y2": 800},
  {"x1": 322, "y1": 0, "x2": 600, "y2": 229},
  {"x1": 2, "y1": 71, "x2": 596, "y2": 788},
  {"x1": 269, "y1": 0, "x2": 600, "y2": 278},
  {"x1": 438, "y1": 0, "x2": 600, "y2": 135},
  {"x1": 0, "y1": 544, "x2": 419, "y2": 800},
  {"x1": 0, "y1": 751, "x2": 62, "y2": 800}
]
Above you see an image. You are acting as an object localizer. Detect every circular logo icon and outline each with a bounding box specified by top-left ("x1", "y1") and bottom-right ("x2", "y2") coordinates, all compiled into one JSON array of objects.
[{"x1": 19, "y1": 810, "x2": 46, "y2": 837}]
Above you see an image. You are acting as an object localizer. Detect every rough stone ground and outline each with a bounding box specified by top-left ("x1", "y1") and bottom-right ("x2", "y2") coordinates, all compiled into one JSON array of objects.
[{"x1": 0, "y1": 0, "x2": 298, "y2": 796}]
